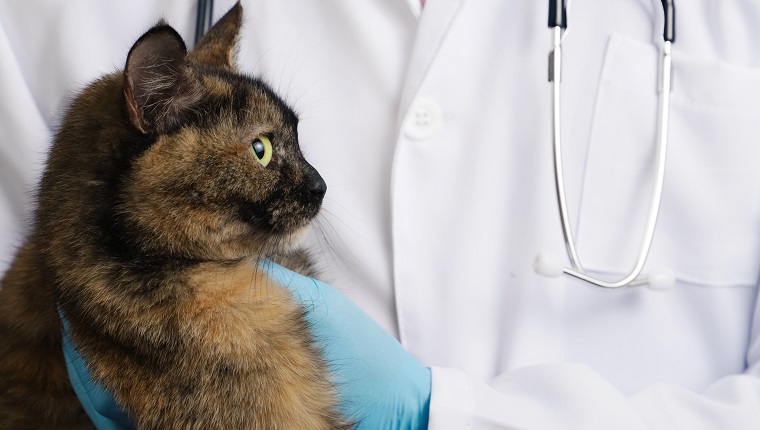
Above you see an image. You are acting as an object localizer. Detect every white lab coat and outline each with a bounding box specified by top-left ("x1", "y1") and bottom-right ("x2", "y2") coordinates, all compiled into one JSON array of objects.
[{"x1": 2, "y1": 0, "x2": 760, "y2": 428}]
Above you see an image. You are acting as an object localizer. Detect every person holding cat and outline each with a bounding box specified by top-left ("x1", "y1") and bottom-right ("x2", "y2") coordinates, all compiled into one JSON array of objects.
[{"x1": 2, "y1": 0, "x2": 760, "y2": 429}]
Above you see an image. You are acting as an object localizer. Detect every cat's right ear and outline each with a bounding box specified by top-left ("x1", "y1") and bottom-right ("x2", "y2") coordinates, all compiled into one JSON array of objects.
[{"x1": 124, "y1": 23, "x2": 201, "y2": 134}]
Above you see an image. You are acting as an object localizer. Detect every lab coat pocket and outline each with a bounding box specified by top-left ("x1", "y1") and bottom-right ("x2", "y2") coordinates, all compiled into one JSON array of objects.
[{"x1": 576, "y1": 34, "x2": 760, "y2": 287}]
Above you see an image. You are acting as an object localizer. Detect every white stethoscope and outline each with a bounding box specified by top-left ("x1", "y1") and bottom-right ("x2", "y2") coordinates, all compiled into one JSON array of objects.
[{"x1": 534, "y1": 0, "x2": 677, "y2": 290}]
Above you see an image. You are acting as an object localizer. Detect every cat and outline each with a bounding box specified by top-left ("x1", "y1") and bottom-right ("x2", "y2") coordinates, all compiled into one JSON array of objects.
[{"x1": 0, "y1": 3, "x2": 351, "y2": 429}]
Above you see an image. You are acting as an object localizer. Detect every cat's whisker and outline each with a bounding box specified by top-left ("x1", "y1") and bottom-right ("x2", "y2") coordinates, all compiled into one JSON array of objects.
[
  {"x1": 291, "y1": 78, "x2": 333, "y2": 118},
  {"x1": 280, "y1": 33, "x2": 304, "y2": 102}
]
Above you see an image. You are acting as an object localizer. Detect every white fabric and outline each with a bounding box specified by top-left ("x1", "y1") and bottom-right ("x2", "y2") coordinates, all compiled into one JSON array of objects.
[{"x1": 2, "y1": 0, "x2": 760, "y2": 428}]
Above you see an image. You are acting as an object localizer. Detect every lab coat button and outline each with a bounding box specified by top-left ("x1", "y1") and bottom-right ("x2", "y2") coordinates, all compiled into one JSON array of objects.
[{"x1": 403, "y1": 98, "x2": 442, "y2": 140}]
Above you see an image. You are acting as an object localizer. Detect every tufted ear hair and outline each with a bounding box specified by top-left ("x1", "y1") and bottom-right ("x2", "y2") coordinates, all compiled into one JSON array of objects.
[
  {"x1": 124, "y1": 23, "x2": 201, "y2": 134},
  {"x1": 187, "y1": 1, "x2": 243, "y2": 70}
]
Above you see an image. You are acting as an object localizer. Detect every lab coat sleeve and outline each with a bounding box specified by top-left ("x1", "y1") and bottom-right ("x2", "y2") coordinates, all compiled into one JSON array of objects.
[{"x1": 428, "y1": 289, "x2": 760, "y2": 430}]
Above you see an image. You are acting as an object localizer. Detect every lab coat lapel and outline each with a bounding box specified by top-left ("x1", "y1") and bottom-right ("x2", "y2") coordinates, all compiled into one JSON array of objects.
[
  {"x1": 403, "y1": 0, "x2": 423, "y2": 19},
  {"x1": 397, "y1": 0, "x2": 467, "y2": 126}
]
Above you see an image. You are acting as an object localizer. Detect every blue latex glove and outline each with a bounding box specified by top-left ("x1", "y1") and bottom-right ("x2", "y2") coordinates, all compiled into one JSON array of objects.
[
  {"x1": 60, "y1": 261, "x2": 431, "y2": 429},
  {"x1": 59, "y1": 309, "x2": 134, "y2": 429},
  {"x1": 259, "y1": 261, "x2": 431, "y2": 429}
]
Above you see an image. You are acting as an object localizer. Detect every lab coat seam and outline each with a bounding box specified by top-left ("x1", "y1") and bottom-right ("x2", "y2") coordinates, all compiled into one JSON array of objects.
[
  {"x1": 598, "y1": 36, "x2": 621, "y2": 84},
  {"x1": 573, "y1": 41, "x2": 616, "y2": 244},
  {"x1": 390, "y1": 134, "x2": 409, "y2": 348}
]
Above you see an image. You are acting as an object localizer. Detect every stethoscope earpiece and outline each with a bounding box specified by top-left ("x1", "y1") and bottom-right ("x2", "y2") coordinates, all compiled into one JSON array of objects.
[
  {"x1": 533, "y1": 251, "x2": 564, "y2": 278},
  {"x1": 646, "y1": 268, "x2": 676, "y2": 291}
]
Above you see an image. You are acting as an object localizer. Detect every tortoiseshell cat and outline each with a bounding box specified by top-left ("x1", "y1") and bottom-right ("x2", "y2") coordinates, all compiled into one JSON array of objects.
[{"x1": 0, "y1": 4, "x2": 350, "y2": 429}]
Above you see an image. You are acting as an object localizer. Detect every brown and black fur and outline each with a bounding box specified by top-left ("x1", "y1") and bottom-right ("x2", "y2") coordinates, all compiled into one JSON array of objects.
[{"x1": 0, "y1": 3, "x2": 351, "y2": 429}]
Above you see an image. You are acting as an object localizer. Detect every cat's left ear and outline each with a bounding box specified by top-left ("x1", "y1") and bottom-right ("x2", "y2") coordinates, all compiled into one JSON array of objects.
[
  {"x1": 124, "y1": 23, "x2": 201, "y2": 134},
  {"x1": 187, "y1": 2, "x2": 243, "y2": 70}
]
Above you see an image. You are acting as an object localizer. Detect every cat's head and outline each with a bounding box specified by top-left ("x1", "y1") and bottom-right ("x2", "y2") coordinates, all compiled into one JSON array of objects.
[{"x1": 117, "y1": 3, "x2": 326, "y2": 261}]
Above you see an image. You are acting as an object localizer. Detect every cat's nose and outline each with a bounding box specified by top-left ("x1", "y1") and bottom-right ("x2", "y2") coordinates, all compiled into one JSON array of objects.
[
  {"x1": 311, "y1": 177, "x2": 327, "y2": 201},
  {"x1": 305, "y1": 165, "x2": 327, "y2": 203}
]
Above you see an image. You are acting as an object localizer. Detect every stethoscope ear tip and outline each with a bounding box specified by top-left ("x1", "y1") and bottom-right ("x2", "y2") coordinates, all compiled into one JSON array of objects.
[
  {"x1": 534, "y1": 251, "x2": 564, "y2": 278},
  {"x1": 647, "y1": 268, "x2": 676, "y2": 291}
]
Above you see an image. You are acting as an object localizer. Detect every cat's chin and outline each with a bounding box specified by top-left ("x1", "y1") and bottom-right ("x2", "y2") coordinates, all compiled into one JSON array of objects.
[{"x1": 272, "y1": 225, "x2": 312, "y2": 253}]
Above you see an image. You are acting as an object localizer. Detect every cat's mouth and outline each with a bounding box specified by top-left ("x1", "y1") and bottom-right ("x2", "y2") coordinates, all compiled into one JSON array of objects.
[{"x1": 233, "y1": 189, "x2": 323, "y2": 236}]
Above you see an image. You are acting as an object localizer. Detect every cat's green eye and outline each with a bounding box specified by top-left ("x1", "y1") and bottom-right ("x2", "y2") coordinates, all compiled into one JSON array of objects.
[{"x1": 249, "y1": 136, "x2": 273, "y2": 167}]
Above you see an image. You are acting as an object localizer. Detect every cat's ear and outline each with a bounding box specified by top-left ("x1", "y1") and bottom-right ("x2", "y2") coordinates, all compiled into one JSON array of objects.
[
  {"x1": 187, "y1": 2, "x2": 243, "y2": 70},
  {"x1": 124, "y1": 23, "x2": 201, "y2": 134}
]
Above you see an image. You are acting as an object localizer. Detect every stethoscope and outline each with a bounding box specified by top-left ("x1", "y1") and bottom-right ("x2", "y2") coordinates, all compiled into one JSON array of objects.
[
  {"x1": 195, "y1": 0, "x2": 214, "y2": 45},
  {"x1": 534, "y1": 0, "x2": 677, "y2": 290},
  {"x1": 195, "y1": 0, "x2": 678, "y2": 289}
]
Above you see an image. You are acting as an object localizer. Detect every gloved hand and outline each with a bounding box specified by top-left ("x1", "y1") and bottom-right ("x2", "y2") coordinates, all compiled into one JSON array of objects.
[
  {"x1": 60, "y1": 261, "x2": 431, "y2": 429},
  {"x1": 260, "y1": 260, "x2": 431, "y2": 429}
]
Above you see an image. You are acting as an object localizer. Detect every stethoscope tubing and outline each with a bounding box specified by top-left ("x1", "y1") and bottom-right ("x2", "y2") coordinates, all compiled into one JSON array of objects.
[
  {"x1": 195, "y1": 0, "x2": 214, "y2": 45},
  {"x1": 543, "y1": 0, "x2": 676, "y2": 289}
]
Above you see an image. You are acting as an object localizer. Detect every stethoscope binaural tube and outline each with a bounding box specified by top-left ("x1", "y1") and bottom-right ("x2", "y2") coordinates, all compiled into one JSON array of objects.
[
  {"x1": 195, "y1": 0, "x2": 215, "y2": 45},
  {"x1": 534, "y1": 0, "x2": 677, "y2": 290}
]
